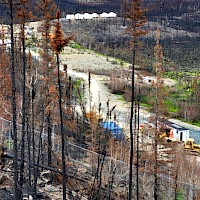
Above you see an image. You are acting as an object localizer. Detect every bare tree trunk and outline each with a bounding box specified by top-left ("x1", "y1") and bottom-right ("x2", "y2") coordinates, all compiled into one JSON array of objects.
[
  {"x1": 9, "y1": 0, "x2": 21, "y2": 198},
  {"x1": 26, "y1": 117, "x2": 32, "y2": 188},
  {"x1": 19, "y1": 22, "x2": 27, "y2": 191},
  {"x1": 26, "y1": 91, "x2": 31, "y2": 188},
  {"x1": 136, "y1": 86, "x2": 140, "y2": 200},
  {"x1": 31, "y1": 78, "x2": 37, "y2": 198},
  {"x1": 56, "y1": 53, "x2": 67, "y2": 200},
  {"x1": 47, "y1": 112, "x2": 52, "y2": 167},
  {"x1": 154, "y1": 73, "x2": 158, "y2": 200},
  {"x1": 46, "y1": 38, "x2": 52, "y2": 169},
  {"x1": 129, "y1": 40, "x2": 136, "y2": 200},
  {"x1": 36, "y1": 100, "x2": 45, "y2": 181}
]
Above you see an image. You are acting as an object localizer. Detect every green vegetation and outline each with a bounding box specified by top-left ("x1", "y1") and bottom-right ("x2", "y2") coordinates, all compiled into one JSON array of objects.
[
  {"x1": 164, "y1": 99, "x2": 179, "y2": 113},
  {"x1": 164, "y1": 71, "x2": 198, "y2": 80},
  {"x1": 111, "y1": 60, "x2": 118, "y2": 65},
  {"x1": 116, "y1": 94, "x2": 125, "y2": 101},
  {"x1": 73, "y1": 78, "x2": 84, "y2": 103},
  {"x1": 192, "y1": 120, "x2": 200, "y2": 127},
  {"x1": 185, "y1": 119, "x2": 200, "y2": 127},
  {"x1": 140, "y1": 102, "x2": 151, "y2": 108},
  {"x1": 175, "y1": 189, "x2": 185, "y2": 200},
  {"x1": 140, "y1": 95, "x2": 150, "y2": 107},
  {"x1": 84, "y1": 48, "x2": 129, "y2": 67},
  {"x1": 69, "y1": 40, "x2": 82, "y2": 50},
  {"x1": 110, "y1": 58, "x2": 128, "y2": 66}
]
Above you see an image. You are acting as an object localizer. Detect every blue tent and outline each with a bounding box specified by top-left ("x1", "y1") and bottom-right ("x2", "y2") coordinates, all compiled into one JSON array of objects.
[{"x1": 101, "y1": 121, "x2": 124, "y2": 140}]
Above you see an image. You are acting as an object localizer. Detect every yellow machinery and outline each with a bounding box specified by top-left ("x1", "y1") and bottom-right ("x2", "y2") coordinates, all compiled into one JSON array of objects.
[
  {"x1": 159, "y1": 132, "x2": 177, "y2": 142},
  {"x1": 184, "y1": 138, "x2": 200, "y2": 153}
]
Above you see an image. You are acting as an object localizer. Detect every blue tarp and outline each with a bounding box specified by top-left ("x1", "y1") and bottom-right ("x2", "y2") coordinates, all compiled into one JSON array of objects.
[{"x1": 101, "y1": 121, "x2": 124, "y2": 140}]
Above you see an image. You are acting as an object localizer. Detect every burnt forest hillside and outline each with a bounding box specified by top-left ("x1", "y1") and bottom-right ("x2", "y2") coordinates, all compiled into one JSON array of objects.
[
  {"x1": 56, "y1": 0, "x2": 200, "y2": 32},
  {"x1": 0, "y1": 0, "x2": 200, "y2": 199},
  {"x1": 51, "y1": 0, "x2": 200, "y2": 71}
]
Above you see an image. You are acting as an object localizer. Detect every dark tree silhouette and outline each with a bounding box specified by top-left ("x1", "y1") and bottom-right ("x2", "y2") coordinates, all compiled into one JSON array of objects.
[
  {"x1": 50, "y1": 10, "x2": 74, "y2": 200},
  {"x1": 125, "y1": 0, "x2": 148, "y2": 199}
]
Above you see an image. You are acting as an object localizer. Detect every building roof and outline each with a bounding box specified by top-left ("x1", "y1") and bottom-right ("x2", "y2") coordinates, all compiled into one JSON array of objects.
[
  {"x1": 170, "y1": 123, "x2": 189, "y2": 131},
  {"x1": 159, "y1": 118, "x2": 189, "y2": 131}
]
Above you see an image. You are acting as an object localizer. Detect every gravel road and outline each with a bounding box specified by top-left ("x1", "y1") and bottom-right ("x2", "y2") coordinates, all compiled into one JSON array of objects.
[
  {"x1": 61, "y1": 47, "x2": 200, "y2": 142},
  {"x1": 61, "y1": 47, "x2": 150, "y2": 137}
]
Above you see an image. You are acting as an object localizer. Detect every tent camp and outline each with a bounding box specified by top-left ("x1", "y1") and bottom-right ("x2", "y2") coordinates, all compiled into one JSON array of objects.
[
  {"x1": 83, "y1": 13, "x2": 93, "y2": 20},
  {"x1": 91, "y1": 13, "x2": 99, "y2": 18},
  {"x1": 101, "y1": 121, "x2": 124, "y2": 140},
  {"x1": 100, "y1": 12, "x2": 109, "y2": 18},
  {"x1": 107, "y1": 12, "x2": 117, "y2": 18},
  {"x1": 66, "y1": 14, "x2": 75, "y2": 20},
  {"x1": 75, "y1": 13, "x2": 84, "y2": 20}
]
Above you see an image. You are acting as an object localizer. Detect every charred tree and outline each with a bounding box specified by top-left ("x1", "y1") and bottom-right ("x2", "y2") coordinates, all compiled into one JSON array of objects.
[{"x1": 125, "y1": 0, "x2": 148, "y2": 199}]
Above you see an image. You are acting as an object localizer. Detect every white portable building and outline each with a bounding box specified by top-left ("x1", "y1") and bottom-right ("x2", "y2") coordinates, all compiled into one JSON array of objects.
[
  {"x1": 108, "y1": 12, "x2": 117, "y2": 18},
  {"x1": 170, "y1": 123, "x2": 189, "y2": 142},
  {"x1": 162, "y1": 120, "x2": 190, "y2": 143},
  {"x1": 75, "y1": 13, "x2": 84, "y2": 20},
  {"x1": 66, "y1": 14, "x2": 75, "y2": 21},
  {"x1": 100, "y1": 12, "x2": 108, "y2": 18},
  {"x1": 91, "y1": 13, "x2": 99, "y2": 18},
  {"x1": 83, "y1": 13, "x2": 93, "y2": 20}
]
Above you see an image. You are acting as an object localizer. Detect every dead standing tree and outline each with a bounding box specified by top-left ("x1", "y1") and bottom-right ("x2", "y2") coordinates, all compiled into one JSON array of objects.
[
  {"x1": 125, "y1": 0, "x2": 148, "y2": 199},
  {"x1": 153, "y1": 27, "x2": 166, "y2": 200},
  {"x1": 6, "y1": 0, "x2": 21, "y2": 198},
  {"x1": 15, "y1": 0, "x2": 34, "y2": 194},
  {"x1": 50, "y1": 11, "x2": 74, "y2": 200},
  {"x1": 36, "y1": 0, "x2": 58, "y2": 169}
]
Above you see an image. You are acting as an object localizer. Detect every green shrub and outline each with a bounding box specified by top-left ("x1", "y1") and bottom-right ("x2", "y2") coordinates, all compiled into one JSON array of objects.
[
  {"x1": 69, "y1": 41, "x2": 82, "y2": 50},
  {"x1": 165, "y1": 99, "x2": 179, "y2": 113},
  {"x1": 175, "y1": 189, "x2": 184, "y2": 200},
  {"x1": 111, "y1": 60, "x2": 118, "y2": 65}
]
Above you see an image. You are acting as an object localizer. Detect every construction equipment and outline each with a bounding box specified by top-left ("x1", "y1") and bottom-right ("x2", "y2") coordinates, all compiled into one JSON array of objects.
[
  {"x1": 159, "y1": 132, "x2": 177, "y2": 142},
  {"x1": 184, "y1": 138, "x2": 200, "y2": 153}
]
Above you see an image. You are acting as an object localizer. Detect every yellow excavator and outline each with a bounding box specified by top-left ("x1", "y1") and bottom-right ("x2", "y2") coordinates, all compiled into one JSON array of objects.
[
  {"x1": 159, "y1": 131, "x2": 177, "y2": 142},
  {"x1": 184, "y1": 138, "x2": 200, "y2": 153}
]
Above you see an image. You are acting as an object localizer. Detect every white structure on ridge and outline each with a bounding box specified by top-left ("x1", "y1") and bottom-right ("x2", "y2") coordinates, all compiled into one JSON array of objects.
[
  {"x1": 66, "y1": 14, "x2": 75, "y2": 21},
  {"x1": 75, "y1": 13, "x2": 84, "y2": 20},
  {"x1": 83, "y1": 13, "x2": 93, "y2": 20},
  {"x1": 100, "y1": 12, "x2": 109, "y2": 18},
  {"x1": 66, "y1": 12, "x2": 117, "y2": 21},
  {"x1": 108, "y1": 12, "x2": 117, "y2": 18},
  {"x1": 91, "y1": 13, "x2": 99, "y2": 18}
]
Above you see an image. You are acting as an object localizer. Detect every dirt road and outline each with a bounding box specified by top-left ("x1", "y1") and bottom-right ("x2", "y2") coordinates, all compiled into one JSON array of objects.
[{"x1": 61, "y1": 47, "x2": 150, "y2": 137}]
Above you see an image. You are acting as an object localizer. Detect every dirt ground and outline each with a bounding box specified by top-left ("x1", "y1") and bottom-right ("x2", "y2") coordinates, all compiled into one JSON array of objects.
[{"x1": 60, "y1": 47, "x2": 151, "y2": 138}]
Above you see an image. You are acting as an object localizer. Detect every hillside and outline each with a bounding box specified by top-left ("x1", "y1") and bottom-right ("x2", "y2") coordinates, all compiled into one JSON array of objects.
[
  {"x1": 56, "y1": 0, "x2": 200, "y2": 32},
  {"x1": 60, "y1": 16, "x2": 200, "y2": 71},
  {"x1": 0, "y1": 0, "x2": 199, "y2": 33},
  {"x1": 56, "y1": 0, "x2": 200, "y2": 69},
  {"x1": 1, "y1": 0, "x2": 199, "y2": 30},
  {"x1": 0, "y1": 0, "x2": 200, "y2": 199}
]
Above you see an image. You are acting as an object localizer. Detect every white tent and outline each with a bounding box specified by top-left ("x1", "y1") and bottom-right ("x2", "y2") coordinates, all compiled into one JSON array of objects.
[
  {"x1": 66, "y1": 14, "x2": 75, "y2": 20},
  {"x1": 83, "y1": 13, "x2": 93, "y2": 20},
  {"x1": 100, "y1": 12, "x2": 108, "y2": 18},
  {"x1": 91, "y1": 13, "x2": 99, "y2": 18},
  {"x1": 75, "y1": 13, "x2": 84, "y2": 20},
  {"x1": 108, "y1": 12, "x2": 117, "y2": 18}
]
